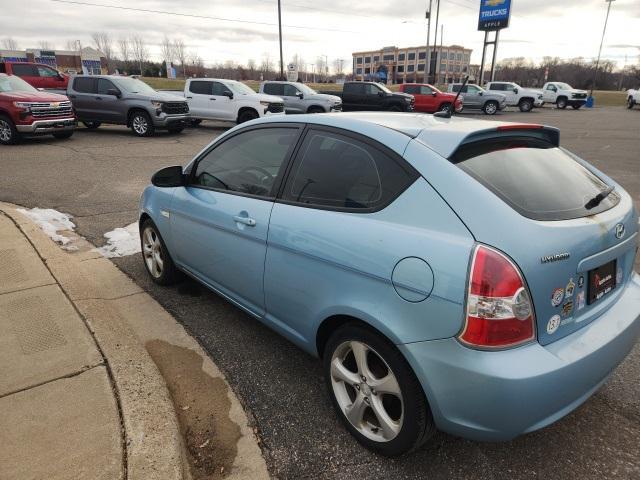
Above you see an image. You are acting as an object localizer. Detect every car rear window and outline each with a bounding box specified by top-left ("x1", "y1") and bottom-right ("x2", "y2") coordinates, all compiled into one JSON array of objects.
[{"x1": 451, "y1": 137, "x2": 620, "y2": 221}]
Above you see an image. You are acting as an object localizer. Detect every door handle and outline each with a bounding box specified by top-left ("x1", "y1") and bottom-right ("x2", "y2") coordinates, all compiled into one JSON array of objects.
[
  {"x1": 186, "y1": 96, "x2": 193, "y2": 99},
  {"x1": 69, "y1": 95, "x2": 76, "y2": 99},
  {"x1": 95, "y1": 96, "x2": 102, "y2": 100},
  {"x1": 209, "y1": 98, "x2": 216, "y2": 101},
  {"x1": 233, "y1": 215, "x2": 256, "y2": 227}
]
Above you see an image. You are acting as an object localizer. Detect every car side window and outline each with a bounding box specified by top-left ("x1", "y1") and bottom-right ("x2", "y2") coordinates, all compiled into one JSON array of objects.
[
  {"x1": 283, "y1": 130, "x2": 416, "y2": 210},
  {"x1": 403, "y1": 85, "x2": 420, "y2": 95},
  {"x1": 97, "y1": 79, "x2": 118, "y2": 95},
  {"x1": 546, "y1": 84, "x2": 557, "y2": 91},
  {"x1": 420, "y1": 86, "x2": 434, "y2": 95},
  {"x1": 211, "y1": 82, "x2": 228, "y2": 96},
  {"x1": 37, "y1": 66, "x2": 58, "y2": 77},
  {"x1": 489, "y1": 83, "x2": 503, "y2": 91},
  {"x1": 283, "y1": 84, "x2": 299, "y2": 96},
  {"x1": 263, "y1": 83, "x2": 284, "y2": 96},
  {"x1": 11, "y1": 64, "x2": 38, "y2": 76},
  {"x1": 73, "y1": 77, "x2": 96, "y2": 93},
  {"x1": 192, "y1": 128, "x2": 298, "y2": 198},
  {"x1": 189, "y1": 81, "x2": 211, "y2": 95},
  {"x1": 467, "y1": 86, "x2": 480, "y2": 93},
  {"x1": 365, "y1": 84, "x2": 380, "y2": 95},
  {"x1": 344, "y1": 83, "x2": 363, "y2": 95}
]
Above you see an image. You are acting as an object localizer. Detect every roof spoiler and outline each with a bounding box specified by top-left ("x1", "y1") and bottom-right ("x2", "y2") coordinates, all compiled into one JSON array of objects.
[{"x1": 459, "y1": 124, "x2": 560, "y2": 148}]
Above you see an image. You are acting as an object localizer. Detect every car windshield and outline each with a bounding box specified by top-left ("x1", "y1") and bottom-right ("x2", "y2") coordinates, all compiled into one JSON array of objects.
[
  {"x1": 0, "y1": 74, "x2": 38, "y2": 93},
  {"x1": 113, "y1": 77, "x2": 157, "y2": 94},
  {"x1": 556, "y1": 83, "x2": 573, "y2": 90},
  {"x1": 227, "y1": 81, "x2": 256, "y2": 95},
  {"x1": 451, "y1": 137, "x2": 619, "y2": 221},
  {"x1": 376, "y1": 83, "x2": 392, "y2": 93}
]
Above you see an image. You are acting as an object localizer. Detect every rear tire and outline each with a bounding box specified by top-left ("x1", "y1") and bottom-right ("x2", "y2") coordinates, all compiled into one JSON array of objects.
[
  {"x1": 556, "y1": 97, "x2": 568, "y2": 109},
  {"x1": 482, "y1": 100, "x2": 499, "y2": 115},
  {"x1": 323, "y1": 323, "x2": 435, "y2": 456},
  {"x1": 52, "y1": 131, "x2": 74, "y2": 140},
  {"x1": 140, "y1": 219, "x2": 179, "y2": 286},
  {"x1": 83, "y1": 121, "x2": 101, "y2": 129},
  {"x1": 130, "y1": 111, "x2": 154, "y2": 137},
  {"x1": 0, "y1": 115, "x2": 20, "y2": 145},
  {"x1": 627, "y1": 97, "x2": 635, "y2": 109},
  {"x1": 238, "y1": 109, "x2": 259, "y2": 124},
  {"x1": 518, "y1": 99, "x2": 533, "y2": 112}
]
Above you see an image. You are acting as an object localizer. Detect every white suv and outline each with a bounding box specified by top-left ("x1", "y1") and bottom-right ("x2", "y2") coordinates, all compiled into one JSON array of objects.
[{"x1": 485, "y1": 82, "x2": 544, "y2": 112}]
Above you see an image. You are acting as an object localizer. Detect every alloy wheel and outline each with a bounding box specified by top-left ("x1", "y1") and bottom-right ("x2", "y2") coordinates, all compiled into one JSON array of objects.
[
  {"x1": 0, "y1": 119, "x2": 12, "y2": 142},
  {"x1": 142, "y1": 227, "x2": 164, "y2": 278},
  {"x1": 132, "y1": 115, "x2": 148, "y2": 135},
  {"x1": 485, "y1": 102, "x2": 497, "y2": 115},
  {"x1": 330, "y1": 340, "x2": 403, "y2": 443}
]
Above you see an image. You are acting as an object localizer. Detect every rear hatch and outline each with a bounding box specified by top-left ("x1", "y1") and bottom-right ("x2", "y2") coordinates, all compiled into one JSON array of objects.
[{"x1": 446, "y1": 127, "x2": 638, "y2": 345}]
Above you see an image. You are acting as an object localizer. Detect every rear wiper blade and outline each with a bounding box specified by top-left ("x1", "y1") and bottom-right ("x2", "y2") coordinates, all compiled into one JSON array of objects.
[{"x1": 584, "y1": 185, "x2": 615, "y2": 210}]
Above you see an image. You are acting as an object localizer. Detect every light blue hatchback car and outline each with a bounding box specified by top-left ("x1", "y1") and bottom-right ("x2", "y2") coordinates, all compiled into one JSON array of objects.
[{"x1": 139, "y1": 112, "x2": 640, "y2": 456}]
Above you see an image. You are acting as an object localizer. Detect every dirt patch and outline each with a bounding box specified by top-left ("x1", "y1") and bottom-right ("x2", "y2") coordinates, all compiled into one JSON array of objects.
[{"x1": 146, "y1": 340, "x2": 241, "y2": 479}]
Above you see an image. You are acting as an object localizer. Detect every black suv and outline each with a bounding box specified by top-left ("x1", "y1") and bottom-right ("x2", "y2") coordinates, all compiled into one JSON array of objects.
[{"x1": 335, "y1": 82, "x2": 414, "y2": 112}]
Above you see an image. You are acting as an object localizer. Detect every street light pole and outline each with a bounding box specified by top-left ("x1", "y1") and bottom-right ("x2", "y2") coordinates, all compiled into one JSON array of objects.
[
  {"x1": 425, "y1": 0, "x2": 433, "y2": 83},
  {"x1": 277, "y1": 0, "x2": 284, "y2": 80},
  {"x1": 432, "y1": 0, "x2": 440, "y2": 84},
  {"x1": 591, "y1": 0, "x2": 615, "y2": 96}
]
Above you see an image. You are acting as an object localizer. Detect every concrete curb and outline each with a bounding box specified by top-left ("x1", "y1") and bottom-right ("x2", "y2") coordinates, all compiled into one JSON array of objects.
[
  {"x1": 0, "y1": 203, "x2": 186, "y2": 480},
  {"x1": 0, "y1": 202, "x2": 270, "y2": 480}
]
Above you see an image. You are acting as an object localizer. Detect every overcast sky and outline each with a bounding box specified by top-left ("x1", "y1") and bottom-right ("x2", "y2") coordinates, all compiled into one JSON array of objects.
[{"x1": 3, "y1": 0, "x2": 639, "y2": 70}]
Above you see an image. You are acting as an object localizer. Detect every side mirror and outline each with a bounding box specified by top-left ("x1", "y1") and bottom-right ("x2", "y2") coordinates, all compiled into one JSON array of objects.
[
  {"x1": 152, "y1": 166, "x2": 185, "y2": 188},
  {"x1": 107, "y1": 88, "x2": 121, "y2": 98},
  {"x1": 478, "y1": 91, "x2": 483, "y2": 96},
  {"x1": 223, "y1": 90, "x2": 234, "y2": 99},
  {"x1": 57, "y1": 74, "x2": 65, "y2": 81},
  {"x1": 297, "y1": 92, "x2": 304, "y2": 99},
  {"x1": 513, "y1": 88, "x2": 519, "y2": 94},
  {"x1": 378, "y1": 91, "x2": 385, "y2": 97},
  {"x1": 431, "y1": 91, "x2": 437, "y2": 97}
]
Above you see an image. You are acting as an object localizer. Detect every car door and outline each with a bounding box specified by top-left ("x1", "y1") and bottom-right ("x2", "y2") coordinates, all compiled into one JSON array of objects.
[
  {"x1": 364, "y1": 83, "x2": 382, "y2": 110},
  {"x1": 342, "y1": 83, "x2": 364, "y2": 110},
  {"x1": 95, "y1": 78, "x2": 122, "y2": 123},
  {"x1": 283, "y1": 83, "x2": 304, "y2": 114},
  {"x1": 186, "y1": 80, "x2": 212, "y2": 118},
  {"x1": 419, "y1": 85, "x2": 437, "y2": 111},
  {"x1": 210, "y1": 81, "x2": 235, "y2": 121},
  {"x1": 461, "y1": 85, "x2": 479, "y2": 108},
  {"x1": 36, "y1": 65, "x2": 65, "y2": 89},
  {"x1": 10, "y1": 64, "x2": 40, "y2": 88},
  {"x1": 69, "y1": 77, "x2": 98, "y2": 121},
  {"x1": 264, "y1": 127, "x2": 419, "y2": 343},
  {"x1": 502, "y1": 83, "x2": 517, "y2": 104},
  {"x1": 543, "y1": 84, "x2": 557, "y2": 103},
  {"x1": 403, "y1": 85, "x2": 422, "y2": 110},
  {"x1": 169, "y1": 125, "x2": 302, "y2": 317}
]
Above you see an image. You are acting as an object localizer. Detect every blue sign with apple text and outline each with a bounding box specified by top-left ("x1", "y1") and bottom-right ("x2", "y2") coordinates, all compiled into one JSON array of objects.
[{"x1": 478, "y1": 0, "x2": 512, "y2": 31}]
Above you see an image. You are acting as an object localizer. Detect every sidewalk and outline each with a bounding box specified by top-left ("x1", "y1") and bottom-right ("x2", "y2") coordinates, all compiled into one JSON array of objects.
[{"x1": 0, "y1": 203, "x2": 268, "y2": 480}]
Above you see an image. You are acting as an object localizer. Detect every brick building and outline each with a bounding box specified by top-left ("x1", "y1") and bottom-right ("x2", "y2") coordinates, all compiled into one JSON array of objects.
[{"x1": 0, "y1": 47, "x2": 107, "y2": 74}]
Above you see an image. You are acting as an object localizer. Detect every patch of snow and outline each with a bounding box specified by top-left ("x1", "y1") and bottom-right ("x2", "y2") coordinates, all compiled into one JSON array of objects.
[
  {"x1": 17, "y1": 208, "x2": 76, "y2": 245},
  {"x1": 95, "y1": 223, "x2": 140, "y2": 258}
]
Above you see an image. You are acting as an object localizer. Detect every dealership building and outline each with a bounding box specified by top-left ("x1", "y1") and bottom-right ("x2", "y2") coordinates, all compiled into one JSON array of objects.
[
  {"x1": 352, "y1": 45, "x2": 472, "y2": 85},
  {"x1": 0, "y1": 47, "x2": 107, "y2": 74}
]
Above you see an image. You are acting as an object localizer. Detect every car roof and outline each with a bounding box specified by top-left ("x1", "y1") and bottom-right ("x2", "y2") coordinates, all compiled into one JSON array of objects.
[{"x1": 252, "y1": 112, "x2": 556, "y2": 158}]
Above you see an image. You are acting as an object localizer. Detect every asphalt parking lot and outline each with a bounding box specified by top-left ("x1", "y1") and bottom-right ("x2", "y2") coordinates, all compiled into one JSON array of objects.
[{"x1": 1, "y1": 106, "x2": 639, "y2": 479}]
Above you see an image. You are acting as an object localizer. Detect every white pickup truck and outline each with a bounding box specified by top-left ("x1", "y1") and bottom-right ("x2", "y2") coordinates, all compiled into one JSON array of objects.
[
  {"x1": 541, "y1": 82, "x2": 588, "y2": 109},
  {"x1": 485, "y1": 81, "x2": 544, "y2": 112},
  {"x1": 626, "y1": 88, "x2": 639, "y2": 109},
  {"x1": 178, "y1": 78, "x2": 285, "y2": 125}
]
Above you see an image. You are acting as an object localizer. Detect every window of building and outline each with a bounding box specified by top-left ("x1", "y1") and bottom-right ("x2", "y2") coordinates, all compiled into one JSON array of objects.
[
  {"x1": 457, "y1": 53, "x2": 462, "y2": 61},
  {"x1": 356, "y1": 57, "x2": 363, "y2": 64},
  {"x1": 449, "y1": 52, "x2": 455, "y2": 60},
  {"x1": 373, "y1": 55, "x2": 380, "y2": 62},
  {"x1": 283, "y1": 130, "x2": 416, "y2": 211},
  {"x1": 383, "y1": 54, "x2": 395, "y2": 62},
  {"x1": 193, "y1": 128, "x2": 297, "y2": 198},
  {"x1": 365, "y1": 67, "x2": 371, "y2": 74},
  {"x1": 398, "y1": 53, "x2": 405, "y2": 61},
  {"x1": 356, "y1": 68, "x2": 363, "y2": 75},
  {"x1": 397, "y1": 65, "x2": 404, "y2": 73},
  {"x1": 418, "y1": 52, "x2": 426, "y2": 60},
  {"x1": 407, "y1": 64, "x2": 415, "y2": 72},
  {"x1": 440, "y1": 63, "x2": 446, "y2": 72},
  {"x1": 364, "y1": 56, "x2": 371, "y2": 64},
  {"x1": 408, "y1": 52, "x2": 416, "y2": 61},
  {"x1": 455, "y1": 65, "x2": 461, "y2": 72},
  {"x1": 417, "y1": 63, "x2": 425, "y2": 72}
]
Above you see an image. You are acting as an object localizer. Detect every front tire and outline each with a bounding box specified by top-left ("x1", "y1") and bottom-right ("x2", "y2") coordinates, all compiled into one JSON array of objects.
[
  {"x1": 140, "y1": 219, "x2": 179, "y2": 285},
  {"x1": 556, "y1": 97, "x2": 568, "y2": 109},
  {"x1": 323, "y1": 323, "x2": 435, "y2": 456},
  {"x1": 0, "y1": 115, "x2": 20, "y2": 145},
  {"x1": 52, "y1": 131, "x2": 74, "y2": 140},
  {"x1": 307, "y1": 106, "x2": 326, "y2": 114},
  {"x1": 130, "y1": 111, "x2": 155, "y2": 137},
  {"x1": 238, "y1": 109, "x2": 259, "y2": 124},
  {"x1": 627, "y1": 97, "x2": 635, "y2": 109},
  {"x1": 438, "y1": 102, "x2": 452, "y2": 113},
  {"x1": 518, "y1": 99, "x2": 533, "y2": 112},
  {"x1": 483, "y1": 100, "x2": 499, "y2": 115}
]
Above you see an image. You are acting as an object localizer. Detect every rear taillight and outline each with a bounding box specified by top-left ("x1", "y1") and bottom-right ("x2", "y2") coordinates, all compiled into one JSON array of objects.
[{"x1": 459, "y1": 245, "x2": 536, "y2": 349}]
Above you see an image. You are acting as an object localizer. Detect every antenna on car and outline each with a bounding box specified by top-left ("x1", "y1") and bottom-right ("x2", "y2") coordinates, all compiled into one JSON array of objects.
[{"x1": 434, "y1": 75, "x2": 469, "y2": 119}]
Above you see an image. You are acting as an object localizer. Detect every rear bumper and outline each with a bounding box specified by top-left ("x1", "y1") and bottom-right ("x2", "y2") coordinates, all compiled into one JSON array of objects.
[
  {"x1": 16, "y1": 117, "x2": 77, "y2": 134},
  {"x1": 400, "y1": 272, "x2": 640, "y2": 441}
]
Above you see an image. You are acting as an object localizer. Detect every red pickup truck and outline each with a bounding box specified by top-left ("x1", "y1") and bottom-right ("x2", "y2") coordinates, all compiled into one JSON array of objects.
[
  {"x1": 0, "y1": 62, "x2": 70, "y2": 89},
  {"x1": 0, "y1": 73, "x2": 76, "y2": 145},
  {"x1": 399, "y1": 83, "x2": 463, "y2": 114}
]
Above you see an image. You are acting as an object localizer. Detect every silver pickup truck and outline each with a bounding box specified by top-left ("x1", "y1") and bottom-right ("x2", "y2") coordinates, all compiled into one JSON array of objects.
[
  {"x1": 259, "y1": 81, "x2": 342, "y2": 114},
  {"x1": 66, "y1": 75, "x2": 190, "y2": 136}
]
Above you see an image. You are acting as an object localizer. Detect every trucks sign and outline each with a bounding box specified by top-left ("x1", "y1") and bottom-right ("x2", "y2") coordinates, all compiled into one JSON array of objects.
[{"x1": 478, "y1": 0, "x2": 512, "y2": 31}]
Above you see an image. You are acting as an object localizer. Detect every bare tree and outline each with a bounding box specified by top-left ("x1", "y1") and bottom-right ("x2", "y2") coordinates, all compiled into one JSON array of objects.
[
  {"x1": 65, "y1": 39, "x2": 80, "y2": 51},
  {"x1": 38, "y1": 41, "x2": 52, "y2": 50},
  {"x1": 260, "y1": 54, "x2": 274, "y2": 78},
  {"x1": 118, "y1": 38, "x2": 130, "y2": 63},
  {"x1": 173, "y1": 39, "x2": 187, "y2": 78},
  {"x1": 333, "y1": 58, "x2": 345, "y2": 77},
  {"x1": 2, "y1": 37, "x2": 19, "y2": 50},
  {"x1": 130, "y1": 35, "x2": 148, "y2": 76},
  {"x1": 91, "y1": 32, "x2": 113, "y2": 72},
  {"x1": 160, "y1": 35, "x2": 175, "y2": 67},
  {"x1": 316, "y1": 56, "x2": 328, "y2": 82}
]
